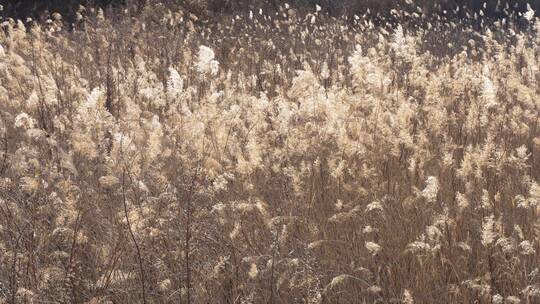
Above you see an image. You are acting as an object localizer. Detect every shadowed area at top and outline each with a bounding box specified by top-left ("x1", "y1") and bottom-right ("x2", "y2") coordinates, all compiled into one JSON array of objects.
[{"x1": 1, "y1": 0, "x2": 539, "y2": 22}]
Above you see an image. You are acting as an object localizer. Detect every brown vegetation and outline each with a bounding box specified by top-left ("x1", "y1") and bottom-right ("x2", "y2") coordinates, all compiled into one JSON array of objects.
[{"x1": 0, "y1": 3, "x2": 539, "y2": 303}]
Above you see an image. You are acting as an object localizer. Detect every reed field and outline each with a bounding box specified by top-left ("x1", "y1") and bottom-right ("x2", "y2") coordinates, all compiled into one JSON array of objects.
[{"x1": 0, "y1": 1, "x2": 539, "y2": 303}]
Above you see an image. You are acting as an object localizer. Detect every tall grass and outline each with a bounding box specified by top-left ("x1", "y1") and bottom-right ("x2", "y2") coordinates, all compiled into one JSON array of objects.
[{"x1": 0, "y1": 2, "x2": 539, "y2": 303}]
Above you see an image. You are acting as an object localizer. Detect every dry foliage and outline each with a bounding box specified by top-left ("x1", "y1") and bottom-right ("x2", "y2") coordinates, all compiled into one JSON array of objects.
[{"x1": 0, "y1": 2, "x2": 539, "y2": 304}]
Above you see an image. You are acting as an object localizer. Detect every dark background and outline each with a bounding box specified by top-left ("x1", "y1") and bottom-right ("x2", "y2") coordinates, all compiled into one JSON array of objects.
[{"x1": 1, "y1": 0, "x2": 539, "y2": 21}]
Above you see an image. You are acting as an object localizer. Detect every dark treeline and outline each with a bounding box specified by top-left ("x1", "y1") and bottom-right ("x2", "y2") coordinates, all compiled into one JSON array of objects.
[
  {"x1": 1, "y1": 0, "x2": 123, "y2": 21},
  {"x1": 1, "y1": 0, "x2": 538, "y2": 22}
]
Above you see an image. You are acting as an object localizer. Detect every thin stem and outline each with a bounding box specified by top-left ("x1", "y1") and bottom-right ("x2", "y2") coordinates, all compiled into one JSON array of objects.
[{"x1": 121, "y1": 168, "x2": 147, "y2": 304}]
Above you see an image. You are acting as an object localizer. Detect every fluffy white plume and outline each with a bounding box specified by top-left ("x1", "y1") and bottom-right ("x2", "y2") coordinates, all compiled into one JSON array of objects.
[{"x1": 196, "y1": 45, "x2": 219, "y2": 76}]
